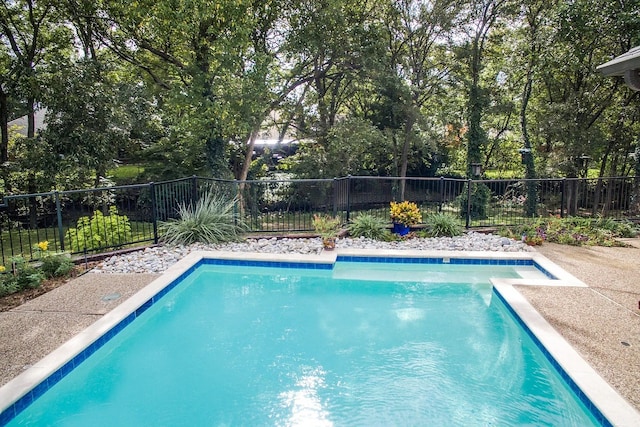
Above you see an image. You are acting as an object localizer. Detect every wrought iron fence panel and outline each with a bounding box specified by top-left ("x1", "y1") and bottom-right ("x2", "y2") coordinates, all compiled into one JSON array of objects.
[
  {"x1": 237, "y1": 178, "x2": 335, "y2": 232},
  {"x1": 60, "y1": 184, "x2": 155, "y2": 255},
  {"x1": 0, "y1": 175, "x2": 639, "y2": 266}
]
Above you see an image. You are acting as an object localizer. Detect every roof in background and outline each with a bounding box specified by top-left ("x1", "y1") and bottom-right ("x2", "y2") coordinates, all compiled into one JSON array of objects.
[
  {"x1": 597, "y1": 46, "x2": 640, "y2": 76},
  {"x1": 7, "y1": 108, "x2": 47, "y2": 136}
]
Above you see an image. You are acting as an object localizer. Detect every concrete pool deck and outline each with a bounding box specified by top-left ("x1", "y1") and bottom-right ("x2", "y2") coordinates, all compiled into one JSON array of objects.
[{"x1": 0, "y1": 244, "x2": 639, "y2": 423}]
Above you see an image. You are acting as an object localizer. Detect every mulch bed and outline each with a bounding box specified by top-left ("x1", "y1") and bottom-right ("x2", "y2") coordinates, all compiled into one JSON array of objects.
[{"x1": 0, "y1": 263, "x2": 99, "y2": 312}]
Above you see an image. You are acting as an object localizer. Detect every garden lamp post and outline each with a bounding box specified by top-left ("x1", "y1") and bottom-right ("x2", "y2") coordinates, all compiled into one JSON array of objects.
[
  {"x1": 466, "y1": 163, "x2": 483, "y2": 228},
  {"x1": 470, "y1": 162, "x2": 483, "y2": 178},
  {"x1": 578, "y1": 155, "x2": 590, "y2": 178},
  {"x1": 518, "y1": 148, "x2": 532, "y2": 164}
]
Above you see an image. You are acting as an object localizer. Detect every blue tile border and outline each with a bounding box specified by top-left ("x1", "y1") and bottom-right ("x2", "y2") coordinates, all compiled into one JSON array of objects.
[
  {"x1": 493, "y1": 288, "x2": 612, "y2": 427},
  {"x1": 199, "y1": 258, "x2": 334, "y2": 270},
  {"x1": 338, "y1": 255, "x2": 443, "y2": 264},
  {"x1": 0, "y1": 255, "x2": 562, "y2": 426}
]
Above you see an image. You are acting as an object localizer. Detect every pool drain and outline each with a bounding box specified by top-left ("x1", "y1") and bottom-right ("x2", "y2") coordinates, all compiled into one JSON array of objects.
[{"x1": 101, "y1": 293, "x2": 122, "y2": 302}]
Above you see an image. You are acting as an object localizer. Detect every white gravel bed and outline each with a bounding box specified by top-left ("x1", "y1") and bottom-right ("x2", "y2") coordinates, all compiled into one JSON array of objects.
[{"x1": 92, "y1": 232, "x2": 533, "y2": 274}]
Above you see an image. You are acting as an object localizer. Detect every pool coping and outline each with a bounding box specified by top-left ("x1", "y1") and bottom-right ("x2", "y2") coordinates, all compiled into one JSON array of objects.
[{"x1": 1, "y1": 249, "x2": 638, "y2": 426}]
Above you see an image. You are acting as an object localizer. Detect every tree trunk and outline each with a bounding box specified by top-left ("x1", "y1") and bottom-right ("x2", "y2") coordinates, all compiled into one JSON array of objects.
[
  {"x1": 237, "y1": 127, "x2": 260, "y2": 217},
  {"x1": 521, "y1": 70, "x2": 537, "y2": 216},
  {"x1": 399, "y1": 113, "x2": 416, "y2": 200},
  {"x1": 631, "y1": 144, "x2": 640, "y2": 213},
  {"x1": 27, "y1": 99, "x2": 38, "y2": 228},
  {"x1": 0, "y1": 86, "x2": 8, "y2": 164},
  {"x1": 467, "y1": 38, "x2": 484, "y2": 177},
  {"x1": 239, "y1": 127, "x2": 260, "y2": 182},
  {"x1": 593, "y1": 140, "x2": 613, "y2": 215}
]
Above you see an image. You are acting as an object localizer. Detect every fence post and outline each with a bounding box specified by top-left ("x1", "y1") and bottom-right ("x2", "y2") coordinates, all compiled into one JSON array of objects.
[
  {"x1": 150, "y1": 182, "x2": 158, "y2": 244},
  {"x1": 560, "y1": 178, "x2": 566, "y2": 218},
  {"x1": 332, "y1": 178, "x2": 338, "y2": 218},
  {"x1": 439, "y1": 176, "x2": 445, "y2": 212},
  {"x1": 233, "y1": 180, "x2": 239, "y2": 228},
  {"x1": 465, "y1": 179, "x2": 472, "y2": 229},
  {"x1": 346, "y1": 175, "x2": 351, "y2": 223},
  {"x1": 54, "y1": 191, "x2": 65, "y2": 252},
  {"x1": 191, "y1": 175, "x2": 198, "y2": 204}
]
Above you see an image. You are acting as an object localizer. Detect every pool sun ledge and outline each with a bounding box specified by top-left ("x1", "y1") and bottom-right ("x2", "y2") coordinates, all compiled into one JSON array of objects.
[{"x1": 1, "y1": 249, "x2": 639, "y2": 426}]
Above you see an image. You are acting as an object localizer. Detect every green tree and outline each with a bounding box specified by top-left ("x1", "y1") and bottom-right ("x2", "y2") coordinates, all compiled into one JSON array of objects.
[
  {"x1": 456, "y1": 0, "x2": 510, "y2": 177},
  {"x1": 282, "y1": 117, "x2": 390, "y2": 178},
  {"x1": 87, "y1": 0, "x2": 264, "y2": 178},
  {"x1": 40, "y1": 60, "x2": 129, "y2": 188},
  {"x1": 378, "y1": 0, "x2": 461, "y2": 196}
]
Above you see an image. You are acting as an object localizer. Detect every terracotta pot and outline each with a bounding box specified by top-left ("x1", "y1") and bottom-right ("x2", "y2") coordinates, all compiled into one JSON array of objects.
[{"x1": 322, "y1": 237, "x2": 336, "y2": 250}]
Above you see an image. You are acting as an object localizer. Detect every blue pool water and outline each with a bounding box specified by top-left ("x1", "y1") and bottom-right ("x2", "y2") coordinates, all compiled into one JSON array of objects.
[{"x1": 5, "y1": 260, "x2": 600, "y2": 426}]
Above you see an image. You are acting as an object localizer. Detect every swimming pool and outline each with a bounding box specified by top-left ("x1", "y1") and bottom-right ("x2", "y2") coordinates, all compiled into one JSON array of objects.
[{"x1": 0, "y1": 250, "x2": 638, "y2": 426}]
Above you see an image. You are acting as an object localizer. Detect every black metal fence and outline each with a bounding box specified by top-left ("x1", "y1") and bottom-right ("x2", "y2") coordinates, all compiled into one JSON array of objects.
[{"x1": 0, "y1": 175, "x2": 638, "y2": 266}]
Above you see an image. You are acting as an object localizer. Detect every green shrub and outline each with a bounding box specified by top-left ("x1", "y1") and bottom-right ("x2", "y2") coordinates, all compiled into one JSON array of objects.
[
  {"x1": 0, "y1": 274, "x2": 19, "y2": 297},
  {"x1": 347, "y1": 213, "x2": 391, "y2": 240},
  {"x1": 159, "y1": 191, "x2": 248, "y2": 245},
  {"x1": 420, "y1": 213, "x2": 462, "y2": 237},
  {"x1": 594, "y1": 216, "x2": 638, "y2": 238},
  {"x1": 32, "y1": 240, "x2": 75, "y2": 279},
  {"x1": 312, "y1": 214, "x2": 341, "y2": 238},
  {"x1": 457, "y1": 182, "x2": 491, "y2": 220},
  {"x1": 67, "y1": 206, "x2": 133, "y2": 252},
  {"x1": 40, "y1": 254, "x2": 75, "y2": 279},
  {"x1": 0, "y1": 256, "x2": 45, "y2": 296},
  {"x1": 500, "y1": 216, "x2": 637, "y2": 246}
]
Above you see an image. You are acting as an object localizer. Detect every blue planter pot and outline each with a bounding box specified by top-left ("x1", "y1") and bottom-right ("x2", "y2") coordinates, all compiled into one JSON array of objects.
[{"x1": 392, "y1": 222, "x2": 410, "y2": 236}]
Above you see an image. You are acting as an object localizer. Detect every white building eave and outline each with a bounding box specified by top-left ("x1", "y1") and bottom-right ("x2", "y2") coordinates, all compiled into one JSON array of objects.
[{"x1": 597, "y1": 46, "x2": 640, "y2": 76}]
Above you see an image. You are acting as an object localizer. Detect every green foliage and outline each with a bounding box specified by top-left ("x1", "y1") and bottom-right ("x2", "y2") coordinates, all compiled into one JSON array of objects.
[
  {"x1": 420, "y1": 213, "x2": 462, "y2": 237},
  {"x1": 347, "y1": 213, "x2": 391, "y2": 240},
  {"x1": 280, "y1": 118, "x2": 391, "y2": 178},
  {"x1": 108, "y1": 164, "x2": 145, "y2": 186},
  {"x1": 0, "y1": 257, "x2": 45, "y2": 297},
  {"x1": 500, "y1": 216, "x2": 639, "y2": 247},
  {"x1": 40, "y1": 254, "x2": 74, "y2": 279},
  {"x1": 66, "y1": 206, "x2": 133, "y2": 252},
  {"x1": 2, "y1": 0, "x2": 640, "y2": 191},
  {"x1": 159, "y1": 191, "x2": 248, "y2": 245},
  {"x1": 593, "y1": 216, "x2": 638, "y2": 238},
  {"x1": 312, "y1": 214, "x2": 341, "y2": 238},
  {"x1": 32, "y1": 240, "x2": 74, "y2": 279},
  {"x1": 457, "y1": 183, "x2": 491, "y2": 220}
]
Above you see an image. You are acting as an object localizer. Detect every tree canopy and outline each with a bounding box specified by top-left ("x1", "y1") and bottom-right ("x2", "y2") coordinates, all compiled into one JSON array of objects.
[{"x1": 1, "y1": 0, "x2": 639, "y2": 195}]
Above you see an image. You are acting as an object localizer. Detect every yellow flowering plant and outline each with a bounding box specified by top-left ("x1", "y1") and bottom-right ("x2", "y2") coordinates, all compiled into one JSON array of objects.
[
  {"x1": 390, "y1": 201, "x2": 422, "y2": 226},
  {"x1": 31, "y1": 240, "x2": 74, "y2": 278}
]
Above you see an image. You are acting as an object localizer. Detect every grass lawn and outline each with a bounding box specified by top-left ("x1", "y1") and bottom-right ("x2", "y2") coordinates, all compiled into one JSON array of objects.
[{"x1": 108, "y1": 164, "x2": 146, "y2": 185}]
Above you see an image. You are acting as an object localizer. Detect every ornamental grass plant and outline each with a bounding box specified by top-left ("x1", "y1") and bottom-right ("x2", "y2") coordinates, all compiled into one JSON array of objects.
[
  {"x1": 159, "y1": 191, "x2": 248, "y2": 245},
  {"x1": 419, "y1": 213, "x2": 462, "y2": 238},
  {"x1": 347, "y1": 213, "x2": 392, "y2": 240}
]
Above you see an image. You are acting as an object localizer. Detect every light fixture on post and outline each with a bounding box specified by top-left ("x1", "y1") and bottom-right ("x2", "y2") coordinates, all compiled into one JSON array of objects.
[
  {"x1": 518, "y1": 148, "x2": 532, "y2": 164},
  {"x1": 466, "y1": 162, "x2": 483, "y2": 229},
  {"x1": 578, "y1": 154, "x2": 590, "y2": 178},
  {"x1": 470, "y1": 162, "x2": 483, "y2": 178}
]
